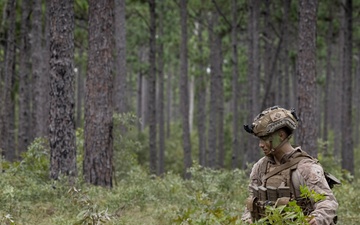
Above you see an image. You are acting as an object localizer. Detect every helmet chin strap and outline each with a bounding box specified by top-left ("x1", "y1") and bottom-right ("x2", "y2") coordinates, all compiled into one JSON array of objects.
[{"x1": 270, "y1": 134, "x2": 293, "y2": 154}]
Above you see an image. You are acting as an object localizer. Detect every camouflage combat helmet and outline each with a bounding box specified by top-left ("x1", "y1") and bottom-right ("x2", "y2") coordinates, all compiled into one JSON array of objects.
[{"x1": 244, "y1": 106, "x2": 299, "y2": 137}]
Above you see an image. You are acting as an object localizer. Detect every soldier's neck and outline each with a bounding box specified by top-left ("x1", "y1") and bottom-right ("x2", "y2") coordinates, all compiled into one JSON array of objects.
[{"x1": 272, "y1": 142, "x2": 295, "y2": 165}]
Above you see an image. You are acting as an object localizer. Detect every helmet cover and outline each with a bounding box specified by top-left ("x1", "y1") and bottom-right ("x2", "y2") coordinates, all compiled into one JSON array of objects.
[{"x1": 244, "y1": 106, "x2": 299, "y2": 137}]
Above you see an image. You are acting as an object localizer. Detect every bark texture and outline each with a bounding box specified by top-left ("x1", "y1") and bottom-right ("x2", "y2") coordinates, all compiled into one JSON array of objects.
[
  {"x1": 84, "y1": 0, "x2": 114, "y2": 187},
  {"x1": 296, "y1": 0, "x2": 318, "y2": 157},
  {"x1": 49, "y1": 0, "x2": 77, "y2": 180}
]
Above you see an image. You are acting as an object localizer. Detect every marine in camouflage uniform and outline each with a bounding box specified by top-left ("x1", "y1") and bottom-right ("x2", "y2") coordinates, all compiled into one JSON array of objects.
[{"x1": 241, "y1": 106, "x2": 338, "y2": 225}]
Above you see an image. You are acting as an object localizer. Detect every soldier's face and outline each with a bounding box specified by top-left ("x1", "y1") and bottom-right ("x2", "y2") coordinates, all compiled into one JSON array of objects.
[{"x1": 259, "y1": 135, "x2": 272, "y2": 156}]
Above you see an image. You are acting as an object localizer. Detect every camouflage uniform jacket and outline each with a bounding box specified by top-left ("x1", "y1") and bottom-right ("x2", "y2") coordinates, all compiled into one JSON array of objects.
[{"x1": 241, "y1": 147, "x2": 338, "y2": 224}]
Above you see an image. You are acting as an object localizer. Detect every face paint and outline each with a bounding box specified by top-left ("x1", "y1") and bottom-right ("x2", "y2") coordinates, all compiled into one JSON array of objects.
[{"x1": 271, "y1": 133, "x2": 282, "y2": 149}]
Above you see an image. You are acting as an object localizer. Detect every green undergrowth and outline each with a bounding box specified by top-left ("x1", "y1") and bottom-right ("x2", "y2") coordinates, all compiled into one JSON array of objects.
[
  {"x1": 0, "y1": 148, "x2": 359, "y2": 225},
  {"x1": 0, "y1": 116, "x2": 359, "y2": 224}
]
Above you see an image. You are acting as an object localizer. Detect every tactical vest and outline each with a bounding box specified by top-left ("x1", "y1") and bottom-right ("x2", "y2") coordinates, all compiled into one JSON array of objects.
[{"x1": 247, "y1": 149, "x2": 316, "y2": 220}]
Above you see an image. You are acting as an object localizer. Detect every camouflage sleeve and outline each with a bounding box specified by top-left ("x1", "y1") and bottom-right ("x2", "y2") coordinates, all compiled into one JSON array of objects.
[
  {"x1": 241, "y1": 158, "x2": 266, "y2": 222},
  {"x1": 297, "y1": 159, "x2": 339, "y2": 225}
]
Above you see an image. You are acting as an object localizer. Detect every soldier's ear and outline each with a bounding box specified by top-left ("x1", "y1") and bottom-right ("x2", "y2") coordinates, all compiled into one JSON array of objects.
[{"x1": 278, "y1": 129, "x2": 287, "y2": 141}]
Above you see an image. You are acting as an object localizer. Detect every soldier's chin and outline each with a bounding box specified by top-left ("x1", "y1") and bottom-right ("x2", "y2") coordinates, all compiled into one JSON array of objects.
[{"x1": 263, "y1": 149, "x2": 272, "y2": 156}]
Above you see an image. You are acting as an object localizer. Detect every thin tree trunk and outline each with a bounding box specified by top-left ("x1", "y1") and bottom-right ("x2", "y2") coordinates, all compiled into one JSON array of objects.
[
  {"x1": 18, "y1": 0, "x2": 32, "y2": 156},
  {"x1": 246, "y1": 0, "x2": 261, "y2": 164},
  {"x1": 2, "y1": 0, "x2": 16, "y2": 161},
  {"x1": 137, "y1": 71, "x2": 143, "y2": 132},
  {"x1": 195, "y1": 18, "x2": 207, "y2": 167},
  {"x1": 208, "y1": 12, "x2": 217, "y2": 168},
  {"x1": 166, "y1": 68, "x2": 172, "y2": 138},
  {"x1": 114, "y1": 0, "x2": 128, "y2": 114},
  {"x1": 180, "y1": 0, "x2": 192, "y2": 178},
  {"x1": 283, "y1": 0, "x2": 291, "y2": 108},
  {"x1": 76, "y1": 48, "x2": 85, "y2": 128},
  {"x1": 189, "y1": 77, "x2": 194, "y2": 132},
  {"x1": 32, "y1": 0, "x2": 49, "y2": 138},
  {"x1": 341, "y1": 0, "x2": 354, "y2": 174},
  {"x1": 323, "y1": 5, "x2": 334, "y2": 152},
  {"x1": 215, "y1": 32, "x2": 224, "y2": 169},
  {"x1": 158, "y1": 0, "x2": 165, "y2": 176},
  {"x1": 148, "y1": 0, "x2": 157, "y2": 175}
]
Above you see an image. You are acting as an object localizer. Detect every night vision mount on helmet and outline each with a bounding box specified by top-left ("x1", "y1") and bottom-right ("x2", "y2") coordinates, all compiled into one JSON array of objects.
[{"x1": 244, "y1": 106, "x2": 299, "y2": 137}]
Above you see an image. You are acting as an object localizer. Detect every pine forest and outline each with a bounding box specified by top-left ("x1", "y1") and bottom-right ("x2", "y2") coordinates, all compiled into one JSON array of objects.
[{"x1": 0, "y1": 0, "x2": 360, "y2": 224}]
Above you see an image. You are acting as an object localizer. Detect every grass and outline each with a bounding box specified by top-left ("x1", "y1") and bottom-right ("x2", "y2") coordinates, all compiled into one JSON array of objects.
[{"x1": 0, "y1": 119, "x2": 359, "y2": 224}]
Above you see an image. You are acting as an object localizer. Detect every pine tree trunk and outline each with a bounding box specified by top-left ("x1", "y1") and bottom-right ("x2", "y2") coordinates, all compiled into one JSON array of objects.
[
  {"x1": 296, "y1": 0, "x2": 318, "y2": 157},
  {"x1": 246, "y1": 0, "x2": 261, "y2": 164},
  {"x1": 32, "y1": 0, "x2": 49, "y2": 138},
  {"x1": 148, "y1": 0, "x2": 157, "y2": 175},
  {"x1": 114, "y1": 0, "x2": 128, "y2": 114},
  {"x1": 2, "y1": 0, "x2": 16, "y2": 161},
  {"x1": 231, "y1": 0, "x2": 239, "y2": 169},
  {"x1": 158, "y1": 0, "x2": 165, "y2": 176},
  {"x1": 208, "y1": 12, "x2": 217, "y2": 168},
  {"x1": 18, "y1": 0, "x2": 32, "y2": 156},
  {"x1": 49, "y1": 0, "x2": 77, "y2": 181},
  {"x1": 166, "y1": 67, "x2": 172, "y2": 139},
  {"x1": 215, "y1": 31, "x2": 224, "y2": 169},
  {"x1": 323, "y1": 5, "x2": 334, "y2": 151},
  {"x1": 84, "y1": 0, "x2": 114, "y2": 187},
  {"x1": 341, "y1": 0, "x2": 354, "y2": 174},
  {"x1": 195, "y1": 18, "x2": 207, "y2": 167},
  {"x1": 283, "y1": 0, "x2": 291, "y2": 108},
  {"x1": 180, "y1": 0, "x2": 192, "y2": 178}
]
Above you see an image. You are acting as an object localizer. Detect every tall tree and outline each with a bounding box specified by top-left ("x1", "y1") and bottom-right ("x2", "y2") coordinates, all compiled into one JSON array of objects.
[
  {"x1": 1, "y1": 0, "x2": 16, "y2": 161},
  {"x1": 114, "y1": 0, "x2": 128, "y2": 114},
  {"x1": 195, "y1": 16, "x2": 207, "y2": 167},
  {"x1": 246, "y1": 0, "x2": 261, "y2": 165},
  {"x1": 157, "y1": 1, "x2": 165, "y2": 176},
  {"x1": 231, "y1": 0, "x2": 239, "y2": 169},
  {"x1": 207, "y1": 11, "x2": 217, "y2": 168},
  {"x1": 323, "y1": 3, "x2": 334, "y2": 151},
  {"x1": 180, "y1": 0, "x2": 192, "y2": 178},
  {"x1": 84, "y1": 0, "x2": 114, "y2": 187},
  {"x1": 18, "y1": 0, "x2": 32, "y2": 156},
  {"x1": 148, "y1": 0, "x2": 157, "y2": 175},
  {"x1": 49, "y1": 0, "x2": 77, "y2": 180},
  {"x1": 296, "y1": 0, "x2": 318, "y2": 157},
  {"x1": 32, "y1": 0, "x2": 49, "y2": 138},
  {"x1": 341, "y1": 0, "x2": 354, "y2": 174}
]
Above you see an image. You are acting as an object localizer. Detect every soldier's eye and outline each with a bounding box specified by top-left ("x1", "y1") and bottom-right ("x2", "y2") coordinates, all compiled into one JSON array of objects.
[{"x1": 259, "y1": 135, "x2": 271, "y2": 141}]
